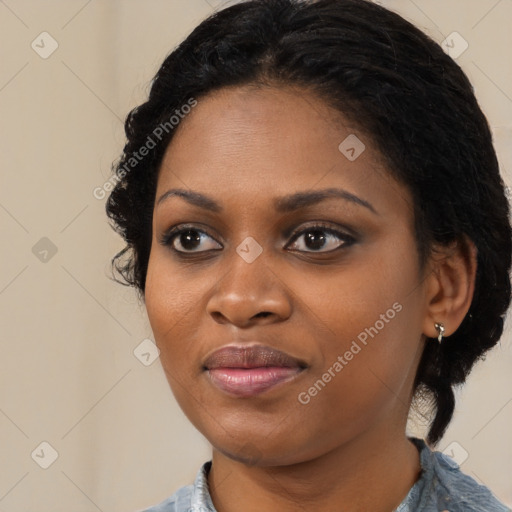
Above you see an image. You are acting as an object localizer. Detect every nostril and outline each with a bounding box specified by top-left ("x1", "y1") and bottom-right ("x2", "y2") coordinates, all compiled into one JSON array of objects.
[{"x1": 255, "y1": 311, "x2": 272, "y2": 318}]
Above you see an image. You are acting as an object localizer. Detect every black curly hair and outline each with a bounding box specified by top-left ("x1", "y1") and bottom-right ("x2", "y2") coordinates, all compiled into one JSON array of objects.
[{"x1": 105, "y1": 0, "x2": 512, "y2": 446}]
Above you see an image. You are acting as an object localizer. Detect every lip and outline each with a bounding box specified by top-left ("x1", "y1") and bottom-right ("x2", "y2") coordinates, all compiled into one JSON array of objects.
[{"x1": 203, "y1": 344, "x2": 307, "y2": 397}]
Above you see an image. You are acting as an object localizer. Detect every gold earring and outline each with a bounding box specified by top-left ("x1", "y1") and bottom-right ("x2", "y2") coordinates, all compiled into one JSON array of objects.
[{"x1": 434, "y1": 322, "x2": 445, "y2": 344}]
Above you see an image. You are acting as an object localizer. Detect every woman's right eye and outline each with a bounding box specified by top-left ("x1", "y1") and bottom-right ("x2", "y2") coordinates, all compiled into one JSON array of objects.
[{"x1": 160, "y1": 227, "x2": 223, "y2": 254}]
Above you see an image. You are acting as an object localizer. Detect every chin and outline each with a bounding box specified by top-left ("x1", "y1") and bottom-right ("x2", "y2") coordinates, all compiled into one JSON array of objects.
[{"x1": 205, "y1": 424, "x2": 314, "y2": 467}]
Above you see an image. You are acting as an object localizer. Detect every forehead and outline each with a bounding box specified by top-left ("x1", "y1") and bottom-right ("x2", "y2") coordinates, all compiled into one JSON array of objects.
[{"x1": 156, "y1": 85, "x2": 411, "y2": 217}]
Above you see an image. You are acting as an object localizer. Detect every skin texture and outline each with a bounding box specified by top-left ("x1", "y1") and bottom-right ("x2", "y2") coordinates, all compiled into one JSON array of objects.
[{"x1": 144, "y1": 84, "x2": 477, "y2": 512}]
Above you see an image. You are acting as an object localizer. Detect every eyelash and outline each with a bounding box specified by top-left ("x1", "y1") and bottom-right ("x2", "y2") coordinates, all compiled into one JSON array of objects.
[{"x1": 159, "y1": 222, "x2": 357, "y2": 256}]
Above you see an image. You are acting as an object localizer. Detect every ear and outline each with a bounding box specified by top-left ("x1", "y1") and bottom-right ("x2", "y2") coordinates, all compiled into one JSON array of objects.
[{"x1": 422, "y1": 235, "x2": 478, "y2": 339}]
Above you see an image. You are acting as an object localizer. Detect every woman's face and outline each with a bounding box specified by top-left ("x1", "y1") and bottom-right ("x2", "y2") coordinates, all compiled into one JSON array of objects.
[{"x1": 145, "y1": 85, "x2": 430, "y2": 465}]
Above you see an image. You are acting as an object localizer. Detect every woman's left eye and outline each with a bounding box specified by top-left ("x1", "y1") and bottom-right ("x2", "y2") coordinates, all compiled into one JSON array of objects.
[{"x1": 286, "y1": 225, "x2": 355, "y2": 253}]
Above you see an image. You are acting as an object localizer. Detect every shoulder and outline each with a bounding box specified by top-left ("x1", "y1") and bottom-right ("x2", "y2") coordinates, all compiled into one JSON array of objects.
[
  {"x1": 420, "y1": 441, "x2": 510, "y2": 512},
  {"x1": 135, "y1": 483, "x2": 194, "y2": 512},
  {"x1": 134, "y1": 461, "x2": 215, "y2": 512}
]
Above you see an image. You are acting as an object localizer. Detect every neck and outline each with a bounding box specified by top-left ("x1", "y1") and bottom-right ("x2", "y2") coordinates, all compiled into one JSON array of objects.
[{"x1": 208, "y1": 427, "x2": 421, "y2": 512}]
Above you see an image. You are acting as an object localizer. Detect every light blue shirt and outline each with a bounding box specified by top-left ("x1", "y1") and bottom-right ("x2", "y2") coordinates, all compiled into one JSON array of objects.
[{"x1": 139, "y1": 437, "x2": 510, "y2": 511}]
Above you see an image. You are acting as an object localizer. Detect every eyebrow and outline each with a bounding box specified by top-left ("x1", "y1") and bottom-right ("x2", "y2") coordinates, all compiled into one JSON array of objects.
[{"x1": 156, "y1": 187, "x2": 378, "y2": 215}]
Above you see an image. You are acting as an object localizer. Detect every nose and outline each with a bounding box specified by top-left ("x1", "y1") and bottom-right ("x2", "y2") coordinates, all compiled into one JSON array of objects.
[{"x1": 206, "y1": 248, "x2": 292, "y2": 328}]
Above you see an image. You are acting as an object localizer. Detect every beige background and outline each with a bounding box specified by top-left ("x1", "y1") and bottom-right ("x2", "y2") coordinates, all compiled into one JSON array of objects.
[{"x1": 0, "y1": 0, "x2": 511, "y2": 511}]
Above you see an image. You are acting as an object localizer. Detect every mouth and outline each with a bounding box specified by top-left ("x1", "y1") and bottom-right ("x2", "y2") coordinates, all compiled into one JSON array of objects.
[{"x1": 202, "y1": 344, "x2": 307, "y2": 397}]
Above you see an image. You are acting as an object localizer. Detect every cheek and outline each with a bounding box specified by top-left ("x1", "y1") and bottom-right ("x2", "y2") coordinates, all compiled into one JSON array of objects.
[
  {"x1": 144, "y1": 258, "x2": 203, "y2": 420},
  {"x1": 145, "y1": 250, "x2": 198, "y2": 335},
  {"x1": 144, "y1": 250, "x2": 219, "y2": 403},
  {"x1": 144, "y1": 252, "x2": 197, "y2": 375},
  {"x1": 294, "y1": 304, "x2": 422, "y2": 455},
  {"x1": 300, "y1": 234, "x2": 419, "y2": 347},
  {"x1": 296, "y1": 237, "x2": 423, "y2": 419}
]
